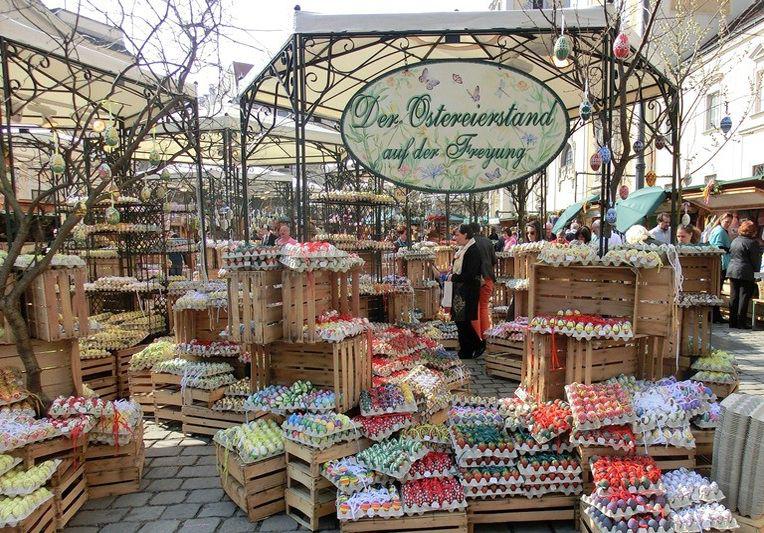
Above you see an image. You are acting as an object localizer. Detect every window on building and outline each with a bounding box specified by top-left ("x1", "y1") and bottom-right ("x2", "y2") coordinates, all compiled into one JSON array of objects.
[
  {"x1": 705, "y1": 91, "x2": 720, "y2": 130},
  {"x1": 753, "y1": 164, "x2": 764, "y2": 177},
  {"x1": 561, "y1": 143, "x2": 573, "y2": 167},
  {"x1": 757, "y1": 71, "x2": 764, "y2": 114},
  {"x1": 704, "y1": 174, "x2": 717, "y2": 185}
]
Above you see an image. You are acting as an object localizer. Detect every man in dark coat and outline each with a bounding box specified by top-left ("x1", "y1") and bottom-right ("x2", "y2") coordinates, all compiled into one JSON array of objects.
[{"x1": 469, "y1": 223, "x2": 496, "y2": 357}]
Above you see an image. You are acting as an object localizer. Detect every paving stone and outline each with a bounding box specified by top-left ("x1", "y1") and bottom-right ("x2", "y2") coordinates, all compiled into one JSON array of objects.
[
  {"x1": 147, "y1": 478, "x2": 185, "y2": 491},
  {"x1": 178, "y1": 465, "x2": 218, "y2": 477},
  {"x1": 122, "y1": 505, "x2": 166, "y2": 522},
  {"x1": 181, "y1": 445, "x2": 215, "y2": 456},
  {"x1": 197, "y1": 500, "x2": 238, "y2": 517},
  {"x1": 178, "y1": 517, "x2": 222, "y2": 532},
  {"x1": 194, "y1": 454, "x2": 217, "y2": 465},
  {"x1": 112, "y1": 492, "x2": 152, "y2": 507},
  {"x1": 81, "y1": 496, "x2": 115, "y2": 510},
  {"x1": 63, "y1": 528, "x2": 100, "y2": 533},
  {"x1": 146, "y1": 446, "x2": 182, "y2": 458},
  {"x1": 150, "y1": 490, "x2": 188, "y2": 505},
  {"x1": 69, "y1": 508, "x2": 129, "y2": 526},
  {"x1": 137, "y1": 519, "x2": 180, "y2": 533},
  {"x1": 145, "y1": 466, "x2": 181, "y2": 479},
  {"x1": 186, "y1": 488, "x2": 225, "y2": 503},
  {"x1": 151, "y1": 439, "x2": 184, "y2": 449},
  {"x1": 98, "y1": 522, "x2": 142, "y2": 533},
  {"x1": 260, "y1": 513, "x2": 301, "y2": 531},
  {"x1": 161, "y1": 502, "x2": 202, "y2": 519},
  {"x1": 151, "y1": 454, "x2": 198, "y2": 467},
  {"x1": 181, "y1": 437, "x2": 209, "y2": 446},
  {"x1": 220, "y1": 516, "x2": 255, "y2": 533},
  {"x1": 181, "y1": 476, "x2": 221, "y2": 489}
]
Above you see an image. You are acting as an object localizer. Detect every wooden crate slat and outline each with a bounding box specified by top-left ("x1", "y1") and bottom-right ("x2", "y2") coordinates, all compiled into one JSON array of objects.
[
  {"x1": 0, "y1": 496, "x2": 56, "y2": 533},
  {"x1": 0, "y1": 340, "x2": 79, "y2": 400},
  {"x1": 341, "y1": 511, "x2": 468, "y2": 532}
]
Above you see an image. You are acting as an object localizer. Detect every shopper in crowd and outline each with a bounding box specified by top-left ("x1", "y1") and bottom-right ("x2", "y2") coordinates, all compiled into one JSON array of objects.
[
  {"x1": 168, "y1": 233, "x2": 184, "y2": 276},
  {"x1": 727, "y1": 220, "x2": 762, "y2": 329},
  {"x1": 489, "y1": 226, "x2": 499, "y2": 241},
  {"x1": 449, "y1": 224, "x2": 482, "y2": 359},
  {"x1": 525, "y1": 220, "x2": 543, "y2": 243},
  {"x1": 470, "y1": 223, "x2": 496, "y2": 356},
  {"x1": 676, "y1": 224, "x2": 694, "y2": 245},
  {"x1": 543, "y1": 222, "x2": 553, "y2": 241},
  {"x1": 260, "y1": 225, "x2": 277, "y2": 246},
  {"x1": 649, "y1": 212, "x2": 672, "y2": 244},
  {"x1": 591, "y1": 218, "x2": 623, "y2": 247},
  {"x1": 576, "y1": 226, "x2": 592, "y2": 244},
  {"x1": 276, "y1": 223, "x2": 298, "y2": 246},
  {"x1": 709, "y1": 212, "x2": 733, "y2": 323},
  {"x1": 555, "y1": 229, "x2": 567, "y2": 244},
  {"x1": 393, "y1": 227, "x2": 408, "y2": 252},
  {"x1": 501, "y1": 228, "x2": 514, "y2": 251}
]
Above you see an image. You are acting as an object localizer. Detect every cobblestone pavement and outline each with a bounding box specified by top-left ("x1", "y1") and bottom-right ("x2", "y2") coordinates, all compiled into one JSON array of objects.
[{"x1": 65, "y1": 327, "x2": 764, "y2": 533}]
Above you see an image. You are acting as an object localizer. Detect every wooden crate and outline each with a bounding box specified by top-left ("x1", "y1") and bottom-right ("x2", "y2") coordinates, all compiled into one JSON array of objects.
[
  {"x1": 282, "y1": 269, "x2": 361, "y2": 343},
  {"x1": 9, "y1": 433, "x2": 87, "y2": 469},
  {"x1": 514, "y1": 251, "x2": 539, "y2": 280},
  {"x1": 693, "y1": 428, "x2": 714, "y2": 476},
  {"x1": 84, "y1": 424, "x2": 144, "y2": 499},
  {"x1": 358, "y1": 294, "x2": 385, "y2": 322},
  {"x1": 404, "y1": 258, "x2": 435, "y2": 288},
  {"x1": 467, "y1": 494, "x2": 575, "y2": 533},
  {"x1": 677, "y1": 306, "x2": 713, "y2": 357},
  {"x1": 114, "y1": 344, "x2": 147, "y2": 398},
  {"x1": 635, "y1": 267, "x2": 675, "y2": 339},
  {"x1": 174, "y1": 308, "x2": 228, "y2": 344},
  {"x1": 679, "y1": 254, "x2": 721, "y2": 296},
  {"x1": 216, "y1": 444, "x2": 286, "y2": 523},
  {"x1": 387, "y1": 291, "x2": 414, "y2": 323},
  {"x1": 0, "y1": 496, "x2": 55, "y2": 533},
  {"x1": 91, "y1": 256, "x2": 121, "y2": 278},
  {"x1": 436, "y1": 247, "x2": 455, "y2": 272},
  {"x1": 51, "y1": 458, "x2": 87, "y2": 530},
  {"x1": 495, "y1": 253, "x2": 514, "y2": 278},
  {"x1": 0, "y1": 339, "x2": 82, "y2": 399},
  {"x1": 441, "y1": 338, "x2": 459, "y2": 350},
  {"x1": 27, "y1": 267, "x2": 89, "y2": 342},
  {"x1": 415, "y1": 286, "x2": 441, "y2": 321},
  {"x1": 735, "y1": 514, "x2": 764, "y2": 533},
  {"x1": 80, "y1": 354, "x2": 117, "y2": 401},
  {"x1": 485, "y1": 337, "x2": 524, "y2": 381},
  {"x1": 262, "y1": 336, "x2": 371, "y2": 412},
  {"x1": 227, "y1": 269, "x2": 283, "y2": 345},
  {"x1": 342, "y1": 511, "x2": 468, "y2": 533},
  {"x1": 284, "y1": 438, "x2": 371, "y2": 478},
  {"x1": 564, "y1": 336, "x2": 639, "y2": 387},
  {"x1": 128, "y1": 371, "x2": 154, "y2": 415},
  {"x1": 181, "y1": 405, "x2": 246, "y2": 436},
  {"x1": 709, "y1": 380, "x2": 738, "y2": 400},
  {"x1": 151, "y1": 372, "x2": 184, "y2": 423}
]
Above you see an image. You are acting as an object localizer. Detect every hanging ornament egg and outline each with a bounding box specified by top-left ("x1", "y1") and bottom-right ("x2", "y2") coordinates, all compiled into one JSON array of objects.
[
  {"x1": 96, "y1": 162, "x2": 112, "y2": 179},
  {"x1": 154, "y1": 182, "x2": 167, "y2": 199},
  {"x1": 655, "y1": 135, "x2": 666, "y2": 150},
  {"x1": 605, "y1": 208, "x2": 618, "y2": 225},
  {"x1": 92, "y1": 119, "x2": 106, "y2": 133},
  {"x1": 579, "y1": 99, "x2": 592, "y2": 121},
  {"x1": 633, "y1": 139, "x2": 644, "y2": 153},
  {"x1": 553, "y1": 34, "x2": 572, "y2": 62},
  {"x1": 590, "y1": 152, "x2": 602, "y2": 171},
  {"x1": 599, "y1": 145, "x2": 612, "y2": 165},
  {"x1": 720, "y1": 115, "x2": 732, "y2": 134},
  {"x1": 140, "y1": 184, "x2": 152, "y2": 203},
  {"x1": 220, "y1": 219, "x2": 230, "y2": 231},
  {"x1": 613, "y1": 32, "x2": 631, "y2": 60},
  {"x1": 681, "y1": 213, "x2": 691, "y2": 226},
  {"x1": 619, "y1": 185, "x2": 629, "y2": 200},
  {"x1": 161, "y1": 169, "x2": 170, "y2": 181},
  {"x1": 74, "y1": 200, "x2": 88, "y2": 217},
  {"x1": 105, "y1": 206, "x2": 120, "y2": 225},
  {"x1": 73, "y1": 224, "x2": 88, "y2": 243},
  {"x1": 49, "y1": 153, "x2": 65, "y2": 174},
  {"x1": 646, "y1": 171, "x2": 657, "y2": 187},
  {"x1": 103, "y1": 126, "x2": 120, "y2": 146},
  {"x1": 149, "y1": 148, "x2": 162, "y2": 166}
]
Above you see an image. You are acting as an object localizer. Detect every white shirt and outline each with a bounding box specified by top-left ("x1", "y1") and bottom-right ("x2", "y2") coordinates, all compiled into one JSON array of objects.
[
  {"x1": 649, "y1": 225, "x2": 671, "y2": 244},
  {"x1": 593, "y1": 232, "x2": 623, "y2": 247}
]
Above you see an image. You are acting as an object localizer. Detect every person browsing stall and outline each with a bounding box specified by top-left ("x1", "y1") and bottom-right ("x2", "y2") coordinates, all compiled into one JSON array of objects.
[
  {"x1": 470, "y1": 222, "x2": 496, "y2": 356},
  {"x1": 449, "y1": 224, "x2": 482, "y2": 359},
  {"x1": 727, "y1": 220, "x2": 762, "y2": 329}
]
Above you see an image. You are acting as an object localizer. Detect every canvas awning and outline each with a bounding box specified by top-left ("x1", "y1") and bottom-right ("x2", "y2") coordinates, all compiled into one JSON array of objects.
[
  {"x1": 552, "y1": 193, "x2": 600, "y2": 233},
  {"x1": 684, "y1": 186, "x2": 764, "y2": 212},
  {"x1": 614, "y1": 186, "x2": 668, "y2": 233}
]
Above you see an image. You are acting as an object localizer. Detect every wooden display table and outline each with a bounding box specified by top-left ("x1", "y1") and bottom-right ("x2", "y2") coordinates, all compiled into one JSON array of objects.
[
  {"x1": 216, "y1": 444, "x2": 286, "y2": 523},
  {"x1": 342, "y1": 511, "x2": 468, "y2": 532},
  {"x1": 467, "y1": 494, "x2": 576, "y2": 533}
]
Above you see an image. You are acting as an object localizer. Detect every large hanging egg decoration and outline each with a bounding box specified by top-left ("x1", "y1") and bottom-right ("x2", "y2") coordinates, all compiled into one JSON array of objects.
[
  {"x1": 103, "y1": 126, "x2": 120, "y2": 147},
  {"x1": 605, "y1": 208, "x2": 618, "y2": 225},
  {"x1": 633, "y1": 139, "x2": 644, "y2": 153},
  {"x1": 97, "y1": 162, "x2": 112, "y2": 180},
  {"x1": 140, "y1": 184, "x2": 153, "y2": 203},
  {"x1": 590, "y1": 152, "x2": 602, "y2": 172},
  {"x1": 579, "y1": 99, "x2": 592, "y2": 122},
  {"x1": 149, "y1": 148, "x2": 162, "y2": 167},
  {"x1": 161, "y1": 169, "x2": 171, "y2": 181},
  {"x1": 154, "y1": 181, "x2": 167, "y2": 200},
  {"x1": 554, "y1": 34, "x2": 572, "y2": 62},
  {"x1": 720, "y1": 115, "x2": 732, "y2": 134},
  {"x1": 613, "y1": 32, "x2": 631, "y2": 60},
  {"x1": 645, "y1": 171, "x2": 657, "y2": 187},
  {"x1": 599, "y1": 145, "x2": 612, "y2": 165},
  {"x1": 105, "y1": 205, "x2": 121, "y2": 225},
  {"x1": 49, "y1": 153, "x2": 66, "y2": 175},
  {"x1": 655, "y1": 135, "x2": 667, "y2": 150}
]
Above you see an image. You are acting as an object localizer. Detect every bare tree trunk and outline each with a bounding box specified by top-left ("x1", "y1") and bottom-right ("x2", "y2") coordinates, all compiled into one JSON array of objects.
[{"x1": 1, "y1": 296, "x2": 46, "y2": 402}]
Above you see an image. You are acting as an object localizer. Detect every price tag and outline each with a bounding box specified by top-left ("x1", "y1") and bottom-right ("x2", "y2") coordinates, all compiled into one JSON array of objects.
[{"x1": 514, "y1": 387, "x2": 529, "y2": 402}]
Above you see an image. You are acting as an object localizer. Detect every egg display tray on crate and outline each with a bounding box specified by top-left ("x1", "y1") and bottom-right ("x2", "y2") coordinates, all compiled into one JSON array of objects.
[
  {"x1": 80, "y1": 353, "x2": 118, "y2": 401},
  {"x1": 50, "y1": 457, "x2": 87, "y2": 530},
  {"x1": 0, "y1": 496, "x2": 56, "y2": 533},
  {"x1": 84, "y1": 423, "x2": 144, "y2": 499},
  {"x1": 340, "y1": 510, "x2": 468, "y2": 533},
  {"x1": 215, "y1": 444, "x2": 286, "y2": 523},
  {"x1": 9, "y1": 432, "x2": 88, "y2": 468},
  {"x1": 466, "y1": 494, "x2": 577, "y2": 533},
  {"x1": 485, "y1": 337, "x2": 525, "y2": 382},
  {"x1": 708, "y1": 380, "x2": 739, "y2": 400}
]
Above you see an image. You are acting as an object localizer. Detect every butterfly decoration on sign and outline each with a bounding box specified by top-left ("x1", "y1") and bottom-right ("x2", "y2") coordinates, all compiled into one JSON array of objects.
[
  {"x1": 418, "y1": 68, "x2": 440, "y2": 90},
  {"x1": 467, "y1": 86, "x2": 480, "y2": 106},
  {"x1": 495, "y1": 79, "x2": 511, "y2": 99},
  {"x1": 485, "y1": 168, "x2": 501, "y2": 181},
  {"x1": 452, "y1": 73, "x2": 463, "y2": 84}
]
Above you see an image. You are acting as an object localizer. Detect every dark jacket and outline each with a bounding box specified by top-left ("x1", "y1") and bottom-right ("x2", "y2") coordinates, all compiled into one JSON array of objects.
[
  {"x1": 727, "y1": 236, "x2": 762, "y2": 281},
  {"x1": 451, "y1": 244, "x2": 481, "y2": 321},
  {"x1": 262, "y1": 233, "x2": 277, "y2": 246},
  {"x1": 473, "y1": 235, "x2": 497, "y2": 281}
]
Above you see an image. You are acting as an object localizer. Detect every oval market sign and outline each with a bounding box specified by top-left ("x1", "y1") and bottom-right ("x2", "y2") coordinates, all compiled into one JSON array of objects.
[{"x1": 340, "y1": 60, "x2": 570, "y2": 193}]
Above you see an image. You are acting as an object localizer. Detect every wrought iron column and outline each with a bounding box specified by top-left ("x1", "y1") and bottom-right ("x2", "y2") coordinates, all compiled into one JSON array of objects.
[{"x1": 191, "y1": 99, "x2": 208, "y2": 279}]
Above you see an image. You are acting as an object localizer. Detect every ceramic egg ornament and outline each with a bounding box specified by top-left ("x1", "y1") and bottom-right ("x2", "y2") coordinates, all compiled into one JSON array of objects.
[
  {"x1": 154, "y1": 181, "x2": 167, "y2": 199},
  {"x1": 103, "y1": 125, "x2": 120, "y2": 147},
  {"x1": 554, "y1": 34, "x2": 572, "y2": 62},
  {"x1": 633, "y1": 139, "x2": 644, "y2": 153},
  {"x1": 579, "y1": 99, "x2": 592, "y2": 121},
  {"x1": 720, "y1": 115, "x2": 732, "y2": 134},
  {"x1": 140, "y1": 184, "x2": 153, "y2": 203},
  {"x1": 49, "y1": 153, "x2": 65, "y2": 174},
  {"x1": 149, "y1": 147, "x2": 162, "y2": 166},
  {"x1": 96, "y1": 162, "x2": 112, "y2": 179},
  {"x1": 655, "y1": 135, "x2": 666, "y2": 150},
  {"x1": 613, "y1": 32, "x2": 631, "y2": 60},
  {"x1": 590, "y1": 151, "x2": 602, "y2": 172},
  {"x1": 105, "y1": 205, "x2": 120, "y2": 225},
  {"x1": 599, "y1": 145, "x2": 612, "y2": 165}
]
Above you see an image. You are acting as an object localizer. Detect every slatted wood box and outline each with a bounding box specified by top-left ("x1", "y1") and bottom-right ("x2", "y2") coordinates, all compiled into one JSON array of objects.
[
  {"x1": 387, "y1": 291, "x2": 414, "y2": 323},
  {"x1": 495, "y1": 252, "x2": 514, "y2": 278},
  {"x1": 341, "y1": 511, "x2": 468, "y2": 533},
  {"x1": 415, "y1": 285, "x2": 440, "y2": 321},
  {"x1": 174, "y1": 308, "x2": 228, "y2": 344},
  {"x1": 436, "y1": 247, "x2": 455, "y2": 272},
  {"x1": 115, "y1": 344, "x2": 147, "y2": 398},
  {"x1": 679, "y1": 254, "x2": 722, "y2": 296},
  {"x1": 51, "y1": 457, "x2": 87, "y2": 530},
  {"x1": 84, "y1": 423, "x2": 145, "y2": 499},
  {"x1": 227, "y1": 269, "x2": 283, "y2": 345},
  {"x1": 151, "y1": 372, "x2": 227, "y2": 424},
  {"x1": 404, "y1": 258, "x2": 435, "y2": 288},
  {"x1": 467, "y1": 494, "x2": 575, "y2": 533},
  {"x1": 181, "y1": 405, "x2": 247, "y2": 437},
  {"x1": 485, "y1": 337, "x2": 525, "y2": 381},
  {"x1": 676, "y1": 306, "x2": 713, "y2": 357},
  {"x1": 9, "y1": 433, "x2": 88, "y2": 469},
  {"x1": 0, "y1": 339, "x2": 82, "y2": 401},
  {"x1": 282, "y1": 269, "x2": 361, "y2": 343},
  {"x1": 0, "y1": 496, "x2": 55, "y2": 533},
  {"x1": 128, "y1": 371, "x2": 154, "y2": 415},
  {"x1": 258, "y1": 336, "x2": 371, "y2": 412},
  {"x1": 216, "y1": 444, "x2": 286, "y2": 523},
  {"x1": 27, "y1": 267, "x2": 89, "y2": 342},
  {"x1": 80, "y1": 354, "x2": 117, "y2": 401}
]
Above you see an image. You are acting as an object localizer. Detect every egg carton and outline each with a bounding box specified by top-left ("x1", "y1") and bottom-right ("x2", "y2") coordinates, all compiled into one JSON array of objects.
[
  {"x1": 464, "y1": 484, "x2": 526, "y2": 499},
  {"x1": 0, "y1": 457, "x2": 21, "y2": 478},
  {"x1": 584, "y1": 506, "x2": 674, "y2": 533},
  {"x1": 402, "y1": 498, "x2": 468, "y2": 516},
  {"x1": 514, "y1": 440, "x2": 551, "y2": 455},
  {"x1": 593, "y1": 480, "x2": 667, "y2": 498},
  {"x1": 670, "y1": 503, "x2": 738, "y2": 532},
  {"x1": 453, "y1": 443, "x2": 518, "y2": 462},
  {"x1": 569, "y1": 433, "x2": 636, "y2": 451},
  {"x1": 0, "y1": 491, "x2": 54, "y2": 528},
  {"x1": 403, "y1": 465, "x2": 458, "y2": 482},
  {"x1": 360, "y1": 419, "x2": 415, "y2": 442},
  {"x1": 282, "y1": 429, "x2": 361, "y2": 450},
  {"x1": 360, "y1": 448, "x2": 430, "y2": 481},
  {"x1": 632, "y1": 414, "x2": 691, "y2": 433},
  {"x1": 524, "y1": 483, "x2": 583, "y2": 498},
  {"x1": 582, "y1": 494, "x2": 669, "y2": 520},
  {"x1": 457, "y1": 456, "x2": 517, "y2": 468},
  {"x1": 569, "y1": 412, "x2": 636, "y2": 433},
  {"x1": 337, "y1": 502, "x2": 404, "y2": 521},
  {"x1": 523, "y1": 472, "x2": 582, "y2": 486},
  {"x1": 459, "y1": 474, "x2": 524, "y2": 488},
  {"x1": 0, "y1": 459, "x2": 61, "y2": 496},
  {"x1": 281, "y1": 421, "x2": 360, "y2": 440},
  {"x1": 360, "y1": 400, "x2": 418, "y2": 417},
  {"x1": 519, "y1": 463, "x2": 582, "y2": 477}
]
